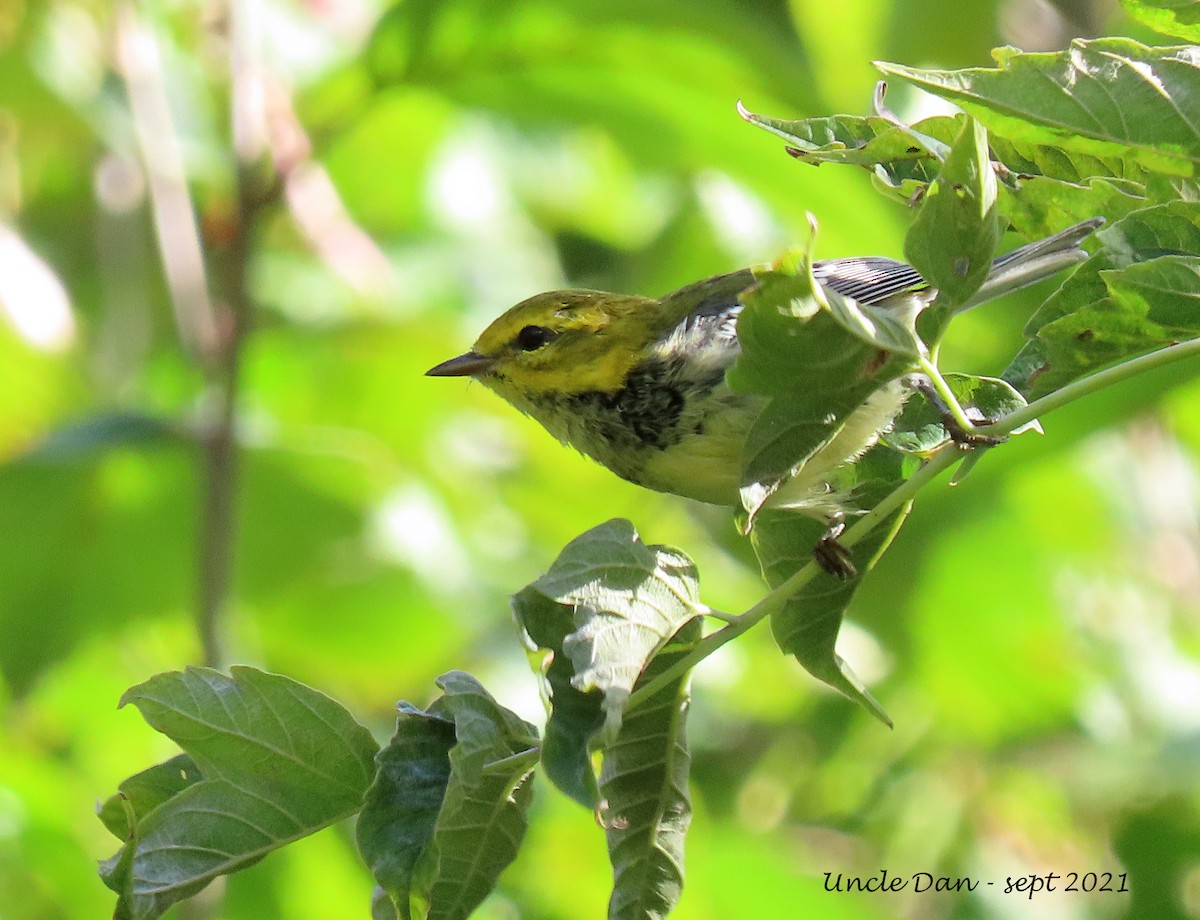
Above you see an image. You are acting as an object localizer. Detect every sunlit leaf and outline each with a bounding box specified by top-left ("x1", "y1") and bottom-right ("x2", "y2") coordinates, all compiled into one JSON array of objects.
[
  {"x1": 523, "y1": 520, "x2": 701, "y2": 734},
  {"x1": 878, "y1": 40, "x2": 1200, "y2": 176},
  {"x1": 905, "y1": 117, "x2": 1000, "y2": 338},
  {"x1": 1006, "y1": 201, "x2": 1200, "y2": 394},
  {"x1": 1122, "y1": 0, "x2": 1200, "y2": 42}
]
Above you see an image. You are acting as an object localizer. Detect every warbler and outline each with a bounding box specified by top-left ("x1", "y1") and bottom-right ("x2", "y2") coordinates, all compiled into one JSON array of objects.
[{"x1": 429, "y1": 220, "x2": 1100, "y2": 567}]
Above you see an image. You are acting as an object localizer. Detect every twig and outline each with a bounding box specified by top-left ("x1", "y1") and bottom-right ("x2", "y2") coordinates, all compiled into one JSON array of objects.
[{"x1": 191, "y1": 0, "x2": 275, "y2": 668}]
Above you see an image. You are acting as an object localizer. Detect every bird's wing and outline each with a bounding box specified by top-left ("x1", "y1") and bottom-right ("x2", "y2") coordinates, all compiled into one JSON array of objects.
[
  {"x1": 812, "y1": 256, "x2": 927, "y2": 305},
  {"x1": 652, "y1": 258, "x2": 929, "y2": 374}
]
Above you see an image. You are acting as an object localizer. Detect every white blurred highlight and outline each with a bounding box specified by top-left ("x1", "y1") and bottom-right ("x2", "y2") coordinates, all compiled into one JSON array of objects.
[
  {"x1": 0, "y1": 226, "x2": 76, "y2": 351},
  {"x1": 429, "y1": 143, "x2": 506, "y2": 230},
  {"x1": 370, "y1": 485, "x2": 471, "y2": 592},
  {"x1": 695, "y1": 170, "x2": 782, "y2": 262}
]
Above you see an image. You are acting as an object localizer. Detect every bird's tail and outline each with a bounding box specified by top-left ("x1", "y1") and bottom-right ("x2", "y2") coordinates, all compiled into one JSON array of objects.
[{"x1": 961, "y1": 217, "x2": 1105, "y2": 312}]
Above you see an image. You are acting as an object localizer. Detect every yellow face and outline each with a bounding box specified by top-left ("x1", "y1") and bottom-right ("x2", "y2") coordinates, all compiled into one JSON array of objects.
[{"x1": 430, "y1": 290, "x2": 661, "y2": 397}]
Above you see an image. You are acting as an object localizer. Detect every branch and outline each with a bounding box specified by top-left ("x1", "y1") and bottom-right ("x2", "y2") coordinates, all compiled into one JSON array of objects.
[{"x1": 191, "y1": 0, "x2": 275, "y2": 668}]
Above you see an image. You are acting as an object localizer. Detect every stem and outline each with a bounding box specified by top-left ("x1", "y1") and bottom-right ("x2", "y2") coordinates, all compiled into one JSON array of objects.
[
  {"x1": 917, "y1": 354, "x2": 977, "y2": 433},
  {"x1": 626, "y1": 447, "x2": 961, "y2": 710},
  {"x1": 194, "y1": 0, "x2": 271, "y2": 668},
  {"x1": 985, "y1": 337, "x2": 1200, "y2": 437}
]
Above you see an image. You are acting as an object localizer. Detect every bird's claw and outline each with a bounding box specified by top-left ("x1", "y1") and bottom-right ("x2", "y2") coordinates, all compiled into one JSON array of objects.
[
  {"x1": 813, "y1": 520, "x2": 857, "y2": 580},
  {"x1": 905, "y1": 373, "x2": 1006, "y2": 449}
]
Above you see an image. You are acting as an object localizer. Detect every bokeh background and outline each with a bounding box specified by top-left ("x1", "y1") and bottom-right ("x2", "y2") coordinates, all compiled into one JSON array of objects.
[{"x1": 3, "y1": 0, "x2": 1199, "y2": 918}]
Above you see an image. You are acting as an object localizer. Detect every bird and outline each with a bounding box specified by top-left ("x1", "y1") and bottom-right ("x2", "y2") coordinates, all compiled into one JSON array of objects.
[{"x1": 428, "y1": 219, "x2": 1102, "y2": 573}]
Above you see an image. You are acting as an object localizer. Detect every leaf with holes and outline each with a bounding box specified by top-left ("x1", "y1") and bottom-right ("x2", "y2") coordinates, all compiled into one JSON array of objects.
[{"x1": 878, "y1": 40, "x2": 1200, "y2": 177}]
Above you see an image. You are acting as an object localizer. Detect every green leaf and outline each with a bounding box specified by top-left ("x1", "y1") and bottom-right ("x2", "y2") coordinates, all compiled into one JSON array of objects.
[
  {"x1": 19, "y1": 412, "x2": 178, "y2": 463},
  {"x1": 882, "y1": 373, "x2": 1037, "y2": 454},
  {"x1": 988, "y1": 134, "x2": 1138, "y2": 184},
  {"x1": 878, "y1": 39, "x2": 1200, "y2": 177},
  {"x1": 100, "y1": 667, "x2": 379, "y2": 920},
  {"x1": 728, "y1": 244, "x2": 919, "y2": 520},
  {"x1": 359, "y1": 672, "x2": 539, "y2": 920},
  {"x1": 737, "y1": 105, "x2": 955, "y2": 183},
  {"x1": 356, "y1": 704, "x2": 456, "y2": 920},
  {"x1": 97, "y1": 755, "x2": 202, "y2": 841},
  {"x1": 751, "y1": 446, "x2": 911, "y2": 725},
  {"x1": 738, "y1": 376, "x2": 895, "y2": 519},
  {"x1": 998, "y1": 176, "x2": 1146, "y2": 242},
  {"x1": 600, "y1": 620, "x2": 700, "y2": 920},
  {"x1": 1122, "y1": 0, "x2": 1200, "y2": 42},
  {"x1": 904, "y1": 116, "x2": 1000, "y2": 337},
  {"x1": 1005, "y1": 201, "x2": 1200, "y2": 394},
  {"x1": 512, "y1": 586, "x2": 605, "y2": 807},
  {"x1": 421, "y1": 673, "x2": 539, "y2": 920},
  {"x1": 1103, "y1": 253, "x2": 1200, "y2": 325},
  {"x1": 524, "y1": 520, "x2": 702, "y2": 735}
]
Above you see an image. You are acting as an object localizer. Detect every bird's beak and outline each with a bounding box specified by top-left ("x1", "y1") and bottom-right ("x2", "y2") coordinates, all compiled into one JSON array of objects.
[{"x1": 425, "y1": 351, "x2": 495, "y2": 377}]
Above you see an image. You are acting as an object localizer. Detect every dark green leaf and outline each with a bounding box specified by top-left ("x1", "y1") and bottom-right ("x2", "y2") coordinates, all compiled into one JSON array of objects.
[
  {"x1": 600, "y1": 620, "x2": 700, "y2": 920},
  {"x1": 512, "y1": 586, "x2": 605, "y2": 807},
  {"x1": 100, "y1": 667, "x2": 379, "y2": 920},
  {"x1": 878, "y1": 40, "x2": 1200, "y2": 176},
  {"x1": 356, "y1": 704, "x2": 456, "y2": 920},
  {"x1": 752, "y1": 446, "x2": 911, "y2": 725},
  {"x1": 360, "y1": 673, "x2": 539, "y2": 920},
  {"x1": 422, "y1": 672, "x2": 539, "y2": 920}
]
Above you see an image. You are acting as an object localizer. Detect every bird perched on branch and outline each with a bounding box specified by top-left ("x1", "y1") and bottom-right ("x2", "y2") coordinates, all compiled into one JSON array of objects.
[{"x1": 429, "y1": 219, "x2": 1101, "y2": 573}]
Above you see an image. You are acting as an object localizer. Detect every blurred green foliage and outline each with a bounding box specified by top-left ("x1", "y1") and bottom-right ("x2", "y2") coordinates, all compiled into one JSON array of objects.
[{"x1": 2, "y1": 0, "x2": 1199, "y2": 918}]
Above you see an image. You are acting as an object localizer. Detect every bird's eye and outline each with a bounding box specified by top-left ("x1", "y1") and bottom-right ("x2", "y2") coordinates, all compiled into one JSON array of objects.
[{"x1": 515, "y1": 325, "x2": 555, "y2": 351}]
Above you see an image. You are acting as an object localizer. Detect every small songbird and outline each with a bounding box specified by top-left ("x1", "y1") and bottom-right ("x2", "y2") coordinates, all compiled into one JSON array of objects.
[{"x1": 428, "y1": 220, "x2": 1100, "y2": 562}]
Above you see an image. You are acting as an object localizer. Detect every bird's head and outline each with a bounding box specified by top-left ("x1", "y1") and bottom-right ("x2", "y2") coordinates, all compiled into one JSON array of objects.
[{"x1": 426, "y1": 289, "x2": 661, "y2": 399}]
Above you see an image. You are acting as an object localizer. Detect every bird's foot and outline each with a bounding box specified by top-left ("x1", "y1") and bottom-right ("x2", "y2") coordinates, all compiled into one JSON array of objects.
[
  {"x1": 906, "y1": 374, "x2": 1006, "y2": 449},
  {"x1": 813, "y1": 519, "x2": 857, "y2": 580}
]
